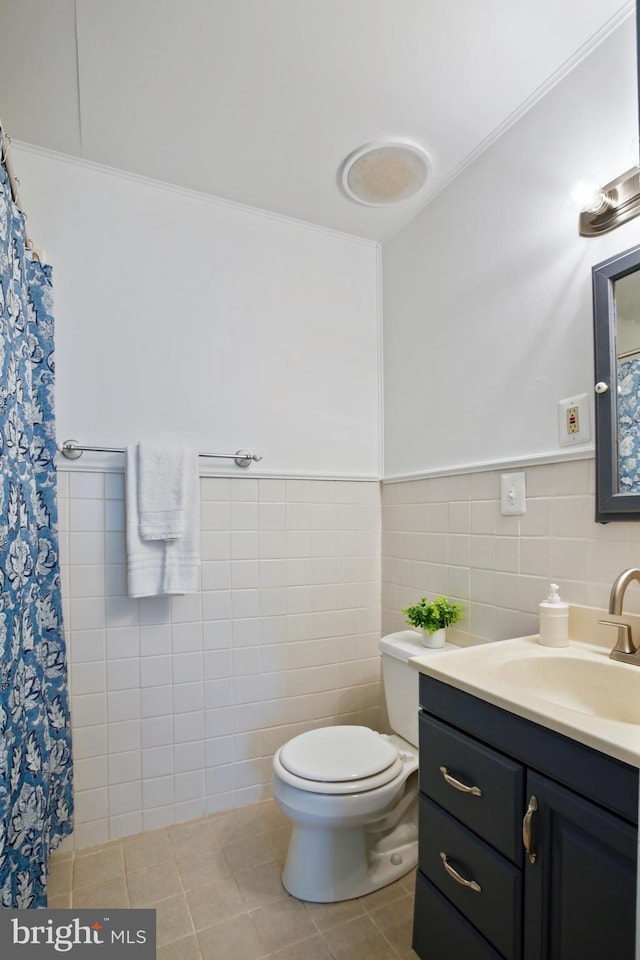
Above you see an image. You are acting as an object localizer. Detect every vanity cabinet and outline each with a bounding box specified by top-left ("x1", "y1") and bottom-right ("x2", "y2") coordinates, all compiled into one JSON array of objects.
[
  {"x1": 413, "y1": 675, "x2": 639, "y2": 960},
  {"x1": 523, "y1": 771, "x2": 636, "y2": 959}
]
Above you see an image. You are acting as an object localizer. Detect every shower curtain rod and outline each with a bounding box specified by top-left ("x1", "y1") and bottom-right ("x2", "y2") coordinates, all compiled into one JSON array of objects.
[
  {"x1": 0, "y1": 125, "x2": 41, "y2": 262},
  {"x1": 59, "y1": 439, "x2": 263, "y2": 468}
]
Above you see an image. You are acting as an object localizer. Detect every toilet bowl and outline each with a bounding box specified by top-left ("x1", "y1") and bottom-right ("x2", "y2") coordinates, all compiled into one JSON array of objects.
[
  {"x1": 272, "y1": 725, "x2": 418, "y2": 902},
  {"x1": 271, "y1": 630, "x2": 447, "y2": 903}
]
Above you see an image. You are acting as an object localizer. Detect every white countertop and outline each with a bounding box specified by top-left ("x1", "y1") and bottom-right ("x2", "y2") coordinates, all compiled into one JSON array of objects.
[{"x1": 410, "y1": 630, "x2": 640, "y2": 769}]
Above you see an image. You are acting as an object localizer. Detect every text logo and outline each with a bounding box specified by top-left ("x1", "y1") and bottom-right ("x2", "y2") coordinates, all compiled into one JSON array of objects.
[{"x1": 0, "y1": 910, "x2": 156, "y2": 957}]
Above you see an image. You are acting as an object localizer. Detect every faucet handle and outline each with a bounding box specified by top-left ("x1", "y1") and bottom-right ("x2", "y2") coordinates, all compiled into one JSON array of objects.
[{"x1": 598, "y1": 620, "x2": 637, "y2": 660}]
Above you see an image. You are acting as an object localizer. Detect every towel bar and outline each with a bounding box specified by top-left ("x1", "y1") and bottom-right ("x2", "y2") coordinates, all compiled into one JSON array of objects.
[{"x1": 59, "y1": 440, "x2": 262, "y2": 468}]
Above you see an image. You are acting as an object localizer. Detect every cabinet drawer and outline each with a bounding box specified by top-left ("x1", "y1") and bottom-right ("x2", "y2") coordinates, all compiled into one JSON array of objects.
[
  {"x1": 419, "y1": 796, "x2": 522, "y2": 960},
  {"x1": 413, "y1": 869, "x2": 504, "y2": 960},
  {"x1": 420, "y1": 711, "x2": 524, "y2": 862}
]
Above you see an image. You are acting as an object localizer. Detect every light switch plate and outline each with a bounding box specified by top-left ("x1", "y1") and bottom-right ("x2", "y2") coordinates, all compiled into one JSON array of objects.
[{"x1": 500, "y1": 472, "x2": 526, "y2": 515}]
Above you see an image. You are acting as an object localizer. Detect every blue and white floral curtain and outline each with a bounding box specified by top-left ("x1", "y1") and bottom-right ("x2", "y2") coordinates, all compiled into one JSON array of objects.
[
  {"x1": 617, "y1": 356, "x2": 640, "y2": 492},
  {"x1": 0, "y1": 129, "x2": 73, "y2": 907}
]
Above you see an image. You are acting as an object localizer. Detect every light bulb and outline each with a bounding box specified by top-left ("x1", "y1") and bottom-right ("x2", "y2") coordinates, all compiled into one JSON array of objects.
[{"x1": 569, "y1": 177, "x2": 608, "y2": 213}]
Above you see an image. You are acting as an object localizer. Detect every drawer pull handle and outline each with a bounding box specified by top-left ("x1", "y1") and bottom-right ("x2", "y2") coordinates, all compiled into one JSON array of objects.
[
  {"x1": 522, "y1": 794, "x2": 538, "y2": 864},
  {"x1": 439, "y1": 852, "x2": 481, "y2": 893},
  {"x1": 439, "y1": 765, "x2": 482, "y2": 797}
]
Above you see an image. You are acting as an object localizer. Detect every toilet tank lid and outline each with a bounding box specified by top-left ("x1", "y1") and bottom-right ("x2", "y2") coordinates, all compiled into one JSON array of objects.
[{"x1": 379, "y1": 630, "x2": 424, "y2": 663}]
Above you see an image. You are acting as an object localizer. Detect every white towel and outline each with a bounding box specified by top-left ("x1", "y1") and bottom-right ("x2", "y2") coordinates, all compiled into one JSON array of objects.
[
  {"x1": 125, "y1": 444, "x2": 200, "y2": 598},
  {"x1": 138, "y1": 442, "x2": 189, "y2": 540}
]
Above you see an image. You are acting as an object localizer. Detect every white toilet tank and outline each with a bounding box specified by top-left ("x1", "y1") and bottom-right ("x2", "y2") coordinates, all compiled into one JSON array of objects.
[{"x1": 379, "y1": 630, "x2": 425, "y2": 748}]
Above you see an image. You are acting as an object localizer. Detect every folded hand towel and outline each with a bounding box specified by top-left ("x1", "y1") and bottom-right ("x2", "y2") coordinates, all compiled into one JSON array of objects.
[
  {"x1": 162, "y1": 449, "x2": 200, "y2": 595},
  {"x1": 126, "y1": 444, "x2": 200, "y2": 598},
  {"x1": 138, "y1": 442, "x2": 189, "y2": 540}
]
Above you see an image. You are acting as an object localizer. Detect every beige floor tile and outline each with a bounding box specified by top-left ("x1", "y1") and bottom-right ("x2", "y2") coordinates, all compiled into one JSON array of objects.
[
  {"x1": 48, "y1": 893, "x2": 72, "y2": 909},
  {"x1": 73, "y1": 845, "x2": 125, "y2": 889},
  {"x1": 155, "y1": 893, "x2": 195, "y2": 947},
  {"x1": 176, "y1": 848, "x2": 232, "y2": 890},
  {"x1": 268, "y1": 934, "x2": 335, "y2": 960},
  {"x1": 369, "y1": 894, "x2": 415, "y2": 955},
  {"x1": 169, "y1": 820, "x2": 220, "y2": 859},
  {"x1": 222, "y1": 834, "x2": 276, "y2": 874},
  {"x1": 54, "y1": 801, "x2": 417, "y2": 960},
  {"x1": 266, "y1": 825, "x2": 292, "y2": 867},
  {"x1": 210, "y1": 807, "x2": 262, "y2": 845},
  {"x1": 50, "y1": 849, "x2": 74, "y2": 863},
  {"x1": 72, "y1": 876, "x2": 130, "y2": 909},
  {"x1": 157, "y1": 933, "x2": 203, "y2": 960},
  {"x1": 124, "y1": 830, "x2": 174, "y2": 873},
  {"x1": 303, "y1": 895, "x2": 365, "y2": 931},
  {"x1": 168, "y1": 817, "x2": 208, "y2": 840},
  {"x1": 321, "y1": 914, "x2": 396, "y2": 960},
  {"x1": 74, "y1": 838, "x2": 123, "y2": 859},
  {"x1": 250, "y1": 896, "x2": 317, "y2": 954},
  {"x1": 359, "y1": 877, "x2": 408, "y2": 913},
  {"x1": 234, "y1": 861, "x2": 288, "y2": 910},
  {"x1": 186, "y1": 876, "x2": 248, "y2": 932},
  {"x1": 127, "y1": 859, "x2": 183, "y2": 907},
  {"x1": 48, "y1": 857, "x2": 73, "y2": 897},
  {"x1": 400, "y1": 869, "x2": 417, "y2": 895},
  {"x1": 197, "y1": 914, "x2": 267, "y2": 960},
  {"x1": 253, "y1": 800, "x2": 290, "y2": 834}
]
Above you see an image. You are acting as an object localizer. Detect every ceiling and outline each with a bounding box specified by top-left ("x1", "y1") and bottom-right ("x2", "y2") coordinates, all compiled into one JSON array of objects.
[{"x1": 0, "y1": 0, "x2": 634, "y2": 241}]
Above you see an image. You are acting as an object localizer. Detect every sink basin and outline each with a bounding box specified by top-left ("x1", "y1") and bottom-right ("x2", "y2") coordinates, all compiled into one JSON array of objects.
[
  {"x1": 411, "y1": 624, "x2": 640, "y2": 765},
  {"x1": 496, "y1": 656, "x2": 640, "y2": 725}
]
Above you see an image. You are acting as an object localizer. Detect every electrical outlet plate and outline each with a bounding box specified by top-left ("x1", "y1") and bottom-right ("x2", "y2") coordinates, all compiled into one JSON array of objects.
[{"x1": 557, "y1": 393, "x2": 591, "y2": 446}]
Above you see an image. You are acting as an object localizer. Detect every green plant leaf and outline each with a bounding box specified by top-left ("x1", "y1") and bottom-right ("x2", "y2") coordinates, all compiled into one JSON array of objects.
[{"x1": 401, "y1": 596, "x2": 463, "y2": 634}]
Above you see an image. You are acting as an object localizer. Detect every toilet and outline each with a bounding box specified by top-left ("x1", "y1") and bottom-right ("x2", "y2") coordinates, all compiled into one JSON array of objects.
[{"x1": 271, "y1": 629, "x2": 444, "y2": 903}]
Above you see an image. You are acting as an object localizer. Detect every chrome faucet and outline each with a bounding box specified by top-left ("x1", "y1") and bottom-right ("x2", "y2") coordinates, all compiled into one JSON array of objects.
[{"x1": 599, "y1": 568, "x2": 640, "y2": 665}]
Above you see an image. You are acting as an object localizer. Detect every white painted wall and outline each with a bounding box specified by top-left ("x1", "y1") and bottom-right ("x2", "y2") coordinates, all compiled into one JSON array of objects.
[
  {"x1": 382, "y1": 19, "x2": 640, "y2": 478},
  {"x1": 7, "y1": 142, "x2": 384, "y2": 848},
  {"x1": 13, "y1": 145, "x2": 380, "y2": 479}
]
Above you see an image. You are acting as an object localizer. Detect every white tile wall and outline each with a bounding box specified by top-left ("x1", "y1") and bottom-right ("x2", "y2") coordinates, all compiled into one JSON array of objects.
[
  {"x1": 57, "y1": 471, "x2": 381, "y2": 849},
  {"x1": 382, "y1": 458, "x2": 640, "y2": 645},
  {"x1": 59, "y1": 454, "x2": 640, "y2": 849}
]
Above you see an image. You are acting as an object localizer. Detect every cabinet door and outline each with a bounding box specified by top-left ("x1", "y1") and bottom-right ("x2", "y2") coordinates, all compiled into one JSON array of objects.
[{"x1": 523, "y1": 771, "x2": 637, "y2": 960}]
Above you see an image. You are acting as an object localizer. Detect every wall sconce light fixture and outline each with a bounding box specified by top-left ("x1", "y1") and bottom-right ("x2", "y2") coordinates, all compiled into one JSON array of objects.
[
  {"x1": 577, "y1": 0, "x2": 640, "y2": 236},
  {"x1": 577, "y1": 166, "x2": 640, "y2": 236}
]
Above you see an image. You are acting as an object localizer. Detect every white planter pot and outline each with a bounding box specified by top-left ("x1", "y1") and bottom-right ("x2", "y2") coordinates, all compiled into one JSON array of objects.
[{"x1": 419, "y1": 628, "x2": 446, "y2": 649}]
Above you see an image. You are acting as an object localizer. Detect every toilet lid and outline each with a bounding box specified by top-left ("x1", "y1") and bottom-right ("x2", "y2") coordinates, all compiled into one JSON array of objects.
[{"x1": 279, "y1": 726, "x2": 398, "y2": 783}]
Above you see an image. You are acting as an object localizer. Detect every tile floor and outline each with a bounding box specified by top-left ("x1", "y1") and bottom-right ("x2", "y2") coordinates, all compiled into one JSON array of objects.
[{"x1": 48, "y1": 800, "x2": 419, "y2": 960}]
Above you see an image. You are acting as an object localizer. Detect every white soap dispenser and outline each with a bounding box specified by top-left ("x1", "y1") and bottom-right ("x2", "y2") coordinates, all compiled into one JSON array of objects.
[{"x1": 538, "y1": 583, "x2": 569, "y2": 647}]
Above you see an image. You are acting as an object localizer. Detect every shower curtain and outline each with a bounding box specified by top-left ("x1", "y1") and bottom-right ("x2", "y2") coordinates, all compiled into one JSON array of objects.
[{"x1": 0, "y1": 130, "x2": 73, "y2": 907}]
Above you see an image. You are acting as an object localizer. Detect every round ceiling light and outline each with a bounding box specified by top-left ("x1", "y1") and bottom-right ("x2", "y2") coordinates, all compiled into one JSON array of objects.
[{"x1": 341, "y1": 140, "x2": 431, "y2": 206}]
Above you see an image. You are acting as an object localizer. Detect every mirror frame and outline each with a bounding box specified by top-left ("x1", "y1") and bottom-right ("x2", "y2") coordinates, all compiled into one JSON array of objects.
[{"x1": 593, "y1": 242, "x2": 640, "y2": 521}]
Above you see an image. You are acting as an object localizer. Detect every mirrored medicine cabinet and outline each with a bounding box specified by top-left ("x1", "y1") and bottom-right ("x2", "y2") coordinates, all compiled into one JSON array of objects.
[{"x1": 593, "y1": 243, "x2": 640, "y2": 521}]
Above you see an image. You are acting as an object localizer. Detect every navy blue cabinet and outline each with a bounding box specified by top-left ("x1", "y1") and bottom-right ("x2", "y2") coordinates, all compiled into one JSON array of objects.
[
  {"x1": 414, "y1": 675, "x2": 638, "y2": 960},
  {"x1": 523, "y1": 772, "x2": 636, "y2": 960}
]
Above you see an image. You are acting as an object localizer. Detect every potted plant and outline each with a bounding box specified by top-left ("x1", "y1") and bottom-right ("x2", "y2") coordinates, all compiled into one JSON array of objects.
[{"x1": 401, "y1": 596, "x2": 463, "y2": 648}]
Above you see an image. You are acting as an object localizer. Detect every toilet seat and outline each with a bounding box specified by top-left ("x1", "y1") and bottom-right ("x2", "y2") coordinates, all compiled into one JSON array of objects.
[
  {"x1": 275, "y1": 726, "x2": 406, "y2": 795},
  {"x1": 281, "y1": 726, "x2": 398, "y2": 781}
]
